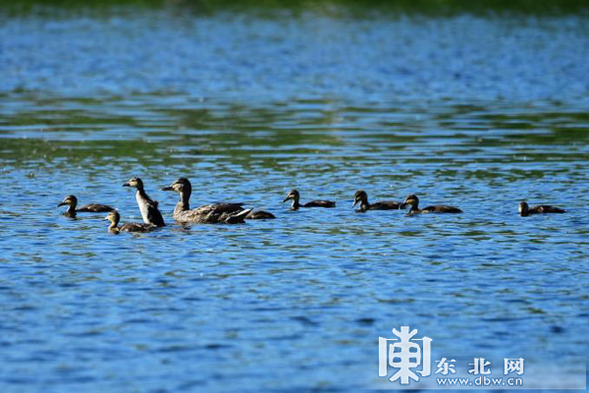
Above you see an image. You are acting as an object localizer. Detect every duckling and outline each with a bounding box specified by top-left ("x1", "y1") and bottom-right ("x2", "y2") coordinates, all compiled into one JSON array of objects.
[
  {"x1": 352, "y1": 190, "x2": 403, "y2": 212},
  {"x1": 246, "y1": 210, "x2": 276, "y2": 220},
  {"x1": 282, "y1": 189, "x2": 336, "y2": 211},
  {"x1": 161, "y1": 177, "x2": 252, "y2": 224},
  {"x1": 104, "y1": 210, "x2": 156, "y2": 233},
  {"x1": 123, "y1": 177, "x2": 165, "y2": 227},
  {"x1": 402, "y1": 194, "x2": 462, "y2": 214},
  {"x1": 519, "y1": 201, "x2": 565, "y2": 217},
  {"x1": 57, "y1": 195, "x2": 114, "y2": 217}
]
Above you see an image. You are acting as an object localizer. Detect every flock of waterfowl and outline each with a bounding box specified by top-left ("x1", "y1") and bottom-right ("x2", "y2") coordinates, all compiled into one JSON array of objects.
[{"x1": 57, "y1": 176, "x2": 566, "y2": 234}]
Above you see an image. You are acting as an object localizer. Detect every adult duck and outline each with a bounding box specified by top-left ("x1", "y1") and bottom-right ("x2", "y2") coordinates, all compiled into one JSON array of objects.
[{"x1": 161, "y1": 177, "x2": 252, "y2": 224}]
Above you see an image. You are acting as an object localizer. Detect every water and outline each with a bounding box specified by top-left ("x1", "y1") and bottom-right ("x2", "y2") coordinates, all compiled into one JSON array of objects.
[{"x1": 1, "y1": 7, "x2": 589, "y2": 392}]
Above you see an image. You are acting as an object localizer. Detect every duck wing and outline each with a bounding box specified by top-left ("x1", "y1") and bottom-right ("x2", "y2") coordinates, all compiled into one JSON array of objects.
[
  {"x1": 178, "y1": 203, "x2": 249, "y2": 224},
  {"x1": 121, "y1": 223, "x2": 157, "y2": 232},
  {"x1": 369, "y1": 201, "x2": 403, "y2": 210},
  {"x1": 532, "y1": 205, "x2": 566, "y2": 214},
  {"x1": 77, "y1": 203, "x2": 115, "y2": 213},
  {"x1": 208, "y1": 202, "x2": 244, "y2": 213},
  {"x1": 422, "y1": 205, "x2": 462, "y2": 213},
  {"x1": 246, "y1": 210, "x2": 276, "y2": 219},
  {"x1": 219, "y1": 208, "x2": 252, "y2": 224},
  {"x1": 303, "y1": 200, "x2": 336, "y2": 208},
  {"x1": 146, "y1": 201, "x2": 166, "y2": 227}
]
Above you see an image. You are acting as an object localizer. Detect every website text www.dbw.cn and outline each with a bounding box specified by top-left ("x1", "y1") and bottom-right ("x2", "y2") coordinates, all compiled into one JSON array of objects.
[{"x1": 436, "y1": 376, "x2": 524, "y2": 387}]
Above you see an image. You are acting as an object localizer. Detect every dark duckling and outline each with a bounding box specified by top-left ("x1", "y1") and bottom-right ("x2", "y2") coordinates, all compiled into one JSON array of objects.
[
  {"x1": 282, "y1": 189, "x2": 335, "y2": 211},
  {"x1": 123, "y1": 177, "x2": 165, "y2": 227},
  {"x1": 352, "y1": 190, "x2": 403, "y2": 212},
  {"x1": 519, "y1": 201, "x2": 565, "y2": 217},
  {"x1": 104, "y1": 210, "x2": 156, "y2": 233},
  {"x1": 161, "y1": 177, "x2": 252, "y2": 224},
  {"x1": 246, "y1": 210, "x2": 276, "y2": 220},
  {"x1": 57, "y1": 195, "x2": 114, "y2": 217},
  {"x1": 402, "y1": 194, "x2": 462, "y2": 214}
]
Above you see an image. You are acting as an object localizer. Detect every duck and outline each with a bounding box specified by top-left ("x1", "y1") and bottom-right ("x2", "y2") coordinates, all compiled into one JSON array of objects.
[
  {"x1": 519, "y1": 201, "x2": 565, "y2": 217},
  {"x1": 57, "y1": 195, "x2": 114, "y2": 217},
  {"x1": 246, "y1": 210, "x2": 276, "y2": 220},
  {"x1": 123, "y1": 177, "x2": 165, "y2": 227},
  {"x1": 161, "y1": 177, "x2": 252, "y2": 224},
  {"x1": 352, "y1": 190, "x2": 403, "y2": 212},
  {"x1": 402, "y1": 194, "x2": 462, "y2": 214},
  {"x1": 282, "y1": 189, "x2": 336, "y2": 210},
  {"x1": 104, "y1": 210, "x2": 156, "y2": 233}
]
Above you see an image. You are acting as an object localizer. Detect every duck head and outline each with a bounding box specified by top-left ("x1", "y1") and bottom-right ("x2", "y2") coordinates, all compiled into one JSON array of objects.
[
  {"x1": 403, "y1": 194, "x2": 419, "y2": 210},
  {"x1": 519, "y1": 201, "x2": 529, "y2": 217},
  {"x1": 352, "y1": 190, "x2": 368, "y2": 207},
  {"x1": 123, "y1": 177, "x2": 144, "y2": 189},
  {"x1": 161, "y1": 177, "x2": 192, "y2": 195},
  {"x1": 104, "y1": 210, "x2": 120, "y2": 225},
  {"x1": 282, "y1": 189, "x2": 300, "y2": 203},
  {"x1": 57, "y1": 195, "x2": 77, "y2": 209}
]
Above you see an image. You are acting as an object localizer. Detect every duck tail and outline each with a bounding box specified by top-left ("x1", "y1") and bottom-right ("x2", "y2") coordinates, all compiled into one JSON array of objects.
[{"x1": 226, "y1": 208, "x2": 252, "y2": 224}]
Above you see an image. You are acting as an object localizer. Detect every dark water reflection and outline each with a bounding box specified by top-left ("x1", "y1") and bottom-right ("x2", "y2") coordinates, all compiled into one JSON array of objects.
[{"x1": 1, "y1": 9, "x2": 588, "y2": 392}]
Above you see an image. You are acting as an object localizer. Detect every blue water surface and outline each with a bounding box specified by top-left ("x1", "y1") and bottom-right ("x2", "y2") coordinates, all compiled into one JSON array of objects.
[{"x1": 0, "y1": 8, "x2": 588, "y2": 392}]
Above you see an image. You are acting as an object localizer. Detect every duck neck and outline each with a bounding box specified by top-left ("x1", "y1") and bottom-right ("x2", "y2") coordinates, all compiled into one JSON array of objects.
[
  {"x1": 67, "y1": 205, "x2": 76, "y2": 215},
  {"x1": 108, "y1": 221, "x2": 119, "y2": 231},
  {"x1": 409, "y1": 202, "x2": 420, "y2": 214},
  {"x1": 136, "y1": 186, "x2": 148, "y2": 200},
  {"x1": 179, "y1": 190, "x2": 190, "y2": 211},
  {"x1": 360, "y1": 196, "x2": 370, "y2": 211},
  {"x1": 291, "y1": 199, "x2": 300, "y2": 210},
  {"x1": 173, "y1": 190, "x2": 190, "y2": 218}
]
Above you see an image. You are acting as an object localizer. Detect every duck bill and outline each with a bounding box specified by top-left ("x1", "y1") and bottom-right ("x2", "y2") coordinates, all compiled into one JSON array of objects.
[
  {"x1": 161, "y1": 186, "x2": 174, "y2": 191},
  {"x1": 57, "y1": 202, "x2": 66, "y2": 207},
  {"x1": 399, "y1": 203, "x2": 408, "y2": 209},
  {"x1": 282, "y1": 196, "x2": 291, "y2": 203},
  {"x1": 352, "y1": 199, "x2": 359, "y2": 207},
  {"x1": 122, "y1": 182, "x2": 130, "y2": 187}
]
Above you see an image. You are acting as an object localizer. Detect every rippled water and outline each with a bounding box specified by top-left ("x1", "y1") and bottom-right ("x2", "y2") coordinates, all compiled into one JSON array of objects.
[{"x1": 1, "y1": 8, "x2": 588, "y2": 392}]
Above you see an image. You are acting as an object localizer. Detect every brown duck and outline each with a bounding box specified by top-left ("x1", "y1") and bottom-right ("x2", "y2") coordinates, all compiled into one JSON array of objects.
[
  {"x1": 104, "y1": 211, "x2": 156, "y2": 233},
  {"x1": 161, "y1": 177, "x2": 253, "y2": 224},
  {"x1": 58, "y1": 195, "x2": 114, "y2": 217},
  {"x1": 519, "y1": 201, "x2": 565, "y2": 217},
  {"x1": 246, "y1": 210, "x2": 276, "y2": 220},
  {"x1": 352, "y1": 190, "x2": 403, "y2": 212},
  {"x1": 282, "y1": 189, "x2": 335, "y2": 211},
  {"x1": 402, "y1": 194, "x2": 462, "y2": 214}
]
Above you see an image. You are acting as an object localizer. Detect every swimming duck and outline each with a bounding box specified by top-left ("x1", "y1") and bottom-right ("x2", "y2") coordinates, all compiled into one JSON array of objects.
[
  {"x1": 57, "y1": 195, "x2": 114, "y2": 217},
  {"x1": 246, "y1": 210, "x2": 276, "y2": 220},
  {"x1": 402, "y1": 194, "x2": 462, "y2": 214},
  {"x1": 161, "y1": 177, "x2": 252, "y2": 224},
  {"x1": 519, "y1": 201, "x2": 565, "y2": 217},
  {"x1": 282, "y1": 189, "x2": 336, "y2": 210},
  {"x1": 352, "y1": 190, "x2": 403, "y2": 212},
  {"x1": 104, "y1": 210, "x2": 156, "y2": 233},
  {"x1": 123, "y1": 177, "x2": 165, "y2": 227}
]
